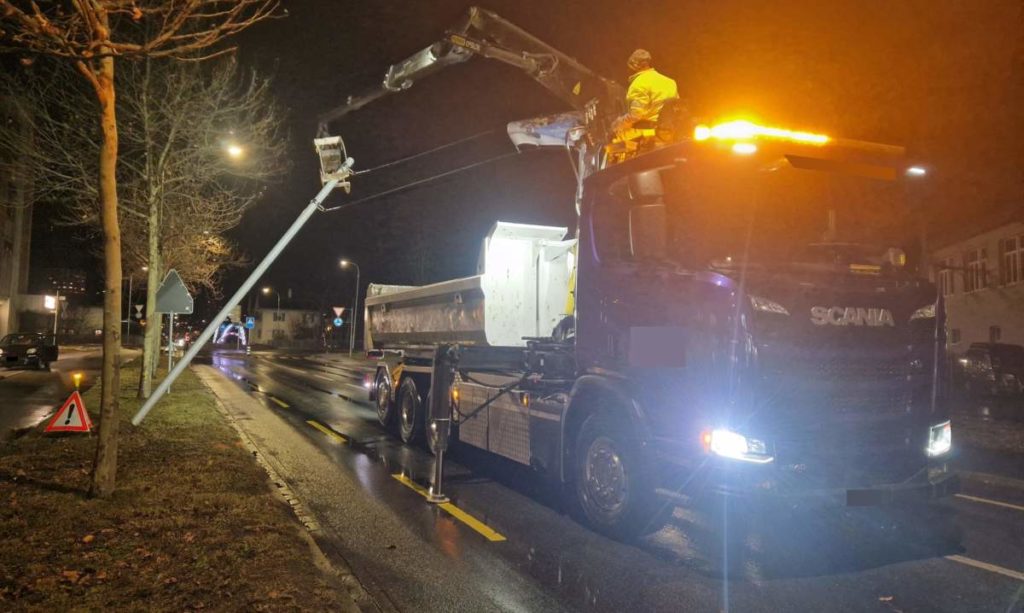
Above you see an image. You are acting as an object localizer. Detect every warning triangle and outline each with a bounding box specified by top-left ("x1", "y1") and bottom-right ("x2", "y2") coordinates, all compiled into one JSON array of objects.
[{"x1": 45, "y1": 391, "x2": 93, "y2": 433}]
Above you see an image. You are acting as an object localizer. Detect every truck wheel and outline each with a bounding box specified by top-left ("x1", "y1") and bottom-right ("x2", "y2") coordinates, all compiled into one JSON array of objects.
[
  {"x1": 397, "y1": 377, "x2": 425, "y2": 444},
  {"x1": 375, "y1": 372, "x2": 396, "y2": 427},
  {"x1": 572, "y1": 413, "x2": 665, "y2": 540}
]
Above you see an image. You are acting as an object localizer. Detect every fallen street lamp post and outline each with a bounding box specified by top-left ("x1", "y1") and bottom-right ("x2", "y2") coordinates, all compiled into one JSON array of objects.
[
  {"x1": 133, "y1": 179, "x2": 348, "y2": 425},
  {"x1": 134, "y1": 135, "x2": 353, "y2": 425}
]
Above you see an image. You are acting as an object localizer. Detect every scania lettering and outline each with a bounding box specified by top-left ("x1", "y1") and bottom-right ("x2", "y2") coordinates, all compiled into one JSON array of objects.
[{"x1": 811, "y1": 306, "x2": 897, "y2": 327}]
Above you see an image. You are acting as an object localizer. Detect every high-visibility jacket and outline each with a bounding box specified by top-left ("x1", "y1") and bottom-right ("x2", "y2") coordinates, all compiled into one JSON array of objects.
[{"x1": 625, "y1": 68, "x2": 679, "y2": 124}]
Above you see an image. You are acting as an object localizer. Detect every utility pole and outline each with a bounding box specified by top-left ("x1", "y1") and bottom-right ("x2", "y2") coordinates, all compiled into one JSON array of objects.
[
  {"x1": 126, "y1": 273, "x2": 133, "y2": 345},
  {"x1": 52, "y1": 289, "x2": 60, "y2": 336},
  {"x1": 340, "y1": 259, "x2": 360, "y2": 357}
]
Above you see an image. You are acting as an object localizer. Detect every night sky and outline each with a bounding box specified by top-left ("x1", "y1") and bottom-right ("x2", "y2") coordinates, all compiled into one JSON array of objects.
[{"x1": 30, "y1": 1, "x2": 1024, "y2": 315}]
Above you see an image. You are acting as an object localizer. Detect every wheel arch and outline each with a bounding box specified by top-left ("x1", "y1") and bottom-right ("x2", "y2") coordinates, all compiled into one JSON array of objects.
[{"x1": 560, "y1": 374, "x2": 651, "y2": 483}]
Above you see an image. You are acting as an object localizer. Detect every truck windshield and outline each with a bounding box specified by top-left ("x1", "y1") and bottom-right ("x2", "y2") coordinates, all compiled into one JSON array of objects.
[{"x1": 591, "y1": 159, "x2": 908, "y2": 273}]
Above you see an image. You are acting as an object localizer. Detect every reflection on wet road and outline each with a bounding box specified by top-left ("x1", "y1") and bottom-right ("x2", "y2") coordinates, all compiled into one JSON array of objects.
[{"x1": 207, "y1": 349, "x2": 1024, "y2": 612}]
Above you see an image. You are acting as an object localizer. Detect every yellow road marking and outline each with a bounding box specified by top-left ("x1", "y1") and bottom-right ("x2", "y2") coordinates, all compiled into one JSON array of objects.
[
  {"x1": 306, "y1": 420, "x2": 347, "y2": 443},
  {"x1": 391, "y1": 473, "x2": 506, "y2": 542},
  {"x1": 270, "y1": 396, "x2": 289, "y2": 408},
  {"x1": 945, "y1": 555, "x2": 1024, "y2": 582},
  {"x1": 955, "y1": 493, "x2": 1024, "y2": 513}
]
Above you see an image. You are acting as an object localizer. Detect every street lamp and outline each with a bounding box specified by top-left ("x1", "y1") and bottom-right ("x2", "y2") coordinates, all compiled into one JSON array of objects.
[
  {"x1": 339, "y1": 259, "x2": 360, "y2": 357},
  {"x1": 262, "y1": 286, "x2": 281, "y2": 313},
  {"x1": 225, "y1": 143, "x2": 245, "y2": 159}
]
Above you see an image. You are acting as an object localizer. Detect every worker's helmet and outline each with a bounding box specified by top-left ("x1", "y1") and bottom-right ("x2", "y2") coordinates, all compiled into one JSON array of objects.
[{"x1": 627, "y1": 49, "x2": 652, "y2": 72}]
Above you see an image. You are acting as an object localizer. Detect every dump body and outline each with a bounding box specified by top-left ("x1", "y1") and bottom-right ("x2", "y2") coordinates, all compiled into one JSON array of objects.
[{"x1": 365, "y1": 222, "x2": 576, "y2": 349}]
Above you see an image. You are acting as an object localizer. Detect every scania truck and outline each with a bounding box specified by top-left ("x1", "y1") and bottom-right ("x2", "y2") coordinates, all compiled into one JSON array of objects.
[{"x1": 319, "y1": 7, "x2": 958, "y2": 538}]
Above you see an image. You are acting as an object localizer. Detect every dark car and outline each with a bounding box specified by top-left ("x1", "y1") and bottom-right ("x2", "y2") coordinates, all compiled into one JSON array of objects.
[
  {"x1": 960, "y1": 342, "x2": 1024, "y2": 397},
  {"x1": 0, "y1": 333, "x2": 59, "y2": 370}
]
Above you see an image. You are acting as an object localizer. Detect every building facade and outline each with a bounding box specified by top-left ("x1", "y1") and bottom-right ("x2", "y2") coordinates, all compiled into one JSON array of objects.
[
  {"x1": 0, "y1": 101, "x2": 33, "y2": 338},
  {"x1": 252, "y1": 308, "x2": 323, "y2": 348},
  {"x1": 931, "y1": 218, "x2": 1024, "y2": 353}
]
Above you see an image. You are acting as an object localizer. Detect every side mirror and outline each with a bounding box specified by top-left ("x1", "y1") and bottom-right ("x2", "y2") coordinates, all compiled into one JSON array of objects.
[{"x1": 629, "y1": 204, "x2": 667, "y2": 261}]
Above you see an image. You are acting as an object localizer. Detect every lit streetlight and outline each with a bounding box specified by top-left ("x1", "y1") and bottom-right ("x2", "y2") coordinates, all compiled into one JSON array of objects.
[
  {"x1": 224, "y1": 142, "x2": 245, "y2": 160},
  {"x1": 906, "y1": 166, "x2": 927, "y2": 177},
  {"x1": 339, "y1": 259, "x2": 361, "y2": 357},
  {"x1": 262, "y1": 286, "x2": 280, "y2": 313}
]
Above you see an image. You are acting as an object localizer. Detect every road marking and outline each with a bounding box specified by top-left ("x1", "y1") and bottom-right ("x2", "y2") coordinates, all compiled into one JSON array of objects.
[
  {"x1": 314, "y1": 373, "x2": 333, "y2": 381},
  {"x1": 956, "y1": 493, "x2": 1024, "y2": 513},
  {"x1": 270, "y1": 396, "x2": 289, "y2": 409},
  {"x1": 306, "y1": 420, "x2": 347, "y2": 443},
  {"x1": 945, "y1": 555, "x2": 1024, "y2": 582},
  {"x1": 391, "y1": 473, "x2": 507, "y2": 542}
]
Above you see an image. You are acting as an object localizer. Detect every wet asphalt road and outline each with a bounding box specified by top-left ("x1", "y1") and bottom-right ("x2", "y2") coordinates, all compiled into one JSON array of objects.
[
  {"x1": 204, "y1": 349, "x2": 1024, "y2": 612},
  {"x1": 0, "y1": 346, "x2": 107, "y2": 438}
]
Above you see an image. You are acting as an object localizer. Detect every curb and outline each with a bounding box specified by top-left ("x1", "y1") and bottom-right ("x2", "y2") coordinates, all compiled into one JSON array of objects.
[{"x1": 195, "y1": 367, "x2": 379, "y2": 613}]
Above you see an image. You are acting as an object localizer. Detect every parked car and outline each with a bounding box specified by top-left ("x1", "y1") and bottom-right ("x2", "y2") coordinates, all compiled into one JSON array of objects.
[
  {"x1": 0, "y1": 332, "x2": 59, "y2": 370},
  {"x1": 960, "y1": 342, "x2": 1024, "y2": 397}
]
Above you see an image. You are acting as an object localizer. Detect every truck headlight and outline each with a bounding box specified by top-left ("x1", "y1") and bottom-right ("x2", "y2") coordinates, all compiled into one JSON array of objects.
[
  {"x1": 26, "y1": 348, "x2": 37, "y2": 355},
  {"x1": 910, "y1": 303, "x2": 936, "y2": 320},
  {"x1": 927, "y1": 421, "x2": 952, "y2": 457},
  {"x1": 749, "y1": 295, "x2": 789, "y2": 315},
  {"x1": 702, "y1": 428, "x2": 773, "y2": 463}
]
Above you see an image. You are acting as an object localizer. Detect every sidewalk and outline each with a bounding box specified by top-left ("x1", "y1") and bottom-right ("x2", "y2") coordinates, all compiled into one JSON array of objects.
[{"x1": 0, "y1": 363, "x2": 356, "y2": 611}]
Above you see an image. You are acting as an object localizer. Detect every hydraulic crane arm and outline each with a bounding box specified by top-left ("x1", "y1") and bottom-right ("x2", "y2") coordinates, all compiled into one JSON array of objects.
[{"x1": 318, "y1": 6, "x2": 624, "y2": 133}]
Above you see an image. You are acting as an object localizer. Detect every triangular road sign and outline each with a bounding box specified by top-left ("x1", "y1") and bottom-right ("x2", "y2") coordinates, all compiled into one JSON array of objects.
[
  {"x1": 45, "y1": 391, "x2": 93, "y2": 433},
  {"x1": 332, "y1": 306, "x2": 344, "y2": 317},
  {"x1": 155, "y1": 269, "x2": 194, "y2": 314}
]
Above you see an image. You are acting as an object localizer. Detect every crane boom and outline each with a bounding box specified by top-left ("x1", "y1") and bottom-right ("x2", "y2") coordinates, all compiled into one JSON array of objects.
[{"x1": 318, "y1": 6, "x2": 624, "y2": 134}]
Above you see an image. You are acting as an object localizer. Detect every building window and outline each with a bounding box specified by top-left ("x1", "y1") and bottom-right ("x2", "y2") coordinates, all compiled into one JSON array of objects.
[
  {"x1": 273, "y1": 311, "x2": 286, "y2": 322},
  {"x1": 937, "y1": 258, "x2": 956, "y2": 296},
  {"x1": 963, "y1": 248, "x2": 987, "y2": 293},
  {"x1": 989, "y1": 325, "x2": 1001, "y2": 343},
  {"x1": 949, "y1": 328, "x2": 961, "y2": 344},
  {"x1": 272, "y1": 329, "x2": 286, "y2": 339},
  {"x1": 999, "y1": 235, "x2": 1023, "y2": 286}
]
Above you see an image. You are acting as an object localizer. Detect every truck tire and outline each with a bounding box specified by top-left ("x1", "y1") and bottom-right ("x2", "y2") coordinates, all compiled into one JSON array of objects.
[
  {"x1": 375, "y1": 372, "x2": 396, "y2": 427},
  {"x1": 571, "y1": 412, "x2": 666, "y2": 540},
  {"x1": 397, "y1": 377, "x2": 425, "y2": 444}
]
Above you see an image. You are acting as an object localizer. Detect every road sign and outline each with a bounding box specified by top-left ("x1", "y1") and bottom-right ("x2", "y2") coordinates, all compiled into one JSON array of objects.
[
  {"x1": 155, "y1": 269, "x2": 194, "y2": 314},
  {"x1": 134, "y1": 303, "x2": 144, "y2": 314},
  {"x1": 134, "y1": 312, "x2": 143, "y2": 320},
  {"x1": 332, "y1": 306, "x2": 344, "y2": 317},
  {"x1": 45, "y1": 391, "x2": 93, "y2": 433},
  {"x1": 333, "y1": 317, "x2": 343, "y2": 327},
  {"x1": 245, "y1": 316, "x2": 255, "y2": 330}
]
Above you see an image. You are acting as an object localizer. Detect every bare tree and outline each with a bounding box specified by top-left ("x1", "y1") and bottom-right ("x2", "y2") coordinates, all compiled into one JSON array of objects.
[
  {"x1": 0, "y1": 0, "x2": 279, "y2": 498},
  {"x1": 2, "y1": 54, "x2": 286, "y2": 396}
]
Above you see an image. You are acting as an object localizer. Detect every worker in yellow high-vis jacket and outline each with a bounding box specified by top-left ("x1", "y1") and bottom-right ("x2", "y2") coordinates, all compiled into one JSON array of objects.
[{"x1": 612, "y1": 49, "x2": 679, "y2": 142}]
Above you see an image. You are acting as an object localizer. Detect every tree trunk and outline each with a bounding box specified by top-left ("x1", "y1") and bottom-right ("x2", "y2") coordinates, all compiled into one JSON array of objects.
[
  {"x1": 89, "y1": 54, "x2": 123, "y2": 499},
  {"x1": 138, "y1": 212, "x2": 160, "y2": 398}
]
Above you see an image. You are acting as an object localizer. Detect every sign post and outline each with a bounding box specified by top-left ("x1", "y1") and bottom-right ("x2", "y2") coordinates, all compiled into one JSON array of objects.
[{"x1": 155, "y1": 270, "x2": 194, "y2": 394}]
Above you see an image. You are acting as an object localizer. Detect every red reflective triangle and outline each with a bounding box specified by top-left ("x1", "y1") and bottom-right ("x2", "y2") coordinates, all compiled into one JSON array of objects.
[{"x1": 44, "y1": 390, "x2": 93, "y2": 433}]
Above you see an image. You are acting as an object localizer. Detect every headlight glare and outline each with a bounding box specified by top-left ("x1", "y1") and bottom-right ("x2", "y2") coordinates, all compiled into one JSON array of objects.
[
  {"x1": 704, "y1": 428, "x2": 773, "y2": 463},
  {"x1": 26, "y1": 348, "x2": 37, "y2": 355},
  {"x1": 927, "y1": 421, "x2": 952, "y2": 457}
]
